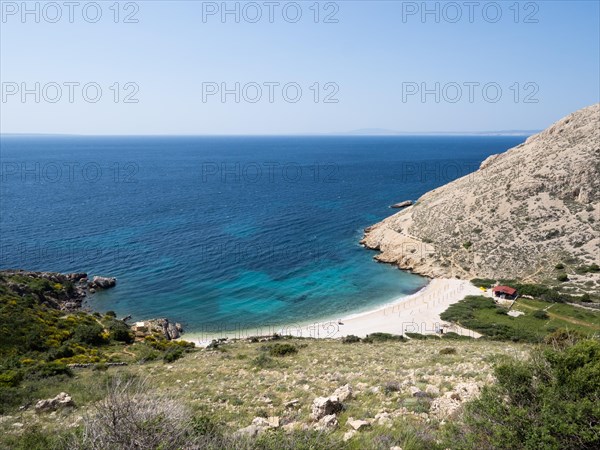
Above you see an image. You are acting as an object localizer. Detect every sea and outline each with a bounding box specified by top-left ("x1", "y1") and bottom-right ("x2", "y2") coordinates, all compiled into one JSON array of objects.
[{"x1": 0, "y1": 135, "x2": 526, "y2": 335}]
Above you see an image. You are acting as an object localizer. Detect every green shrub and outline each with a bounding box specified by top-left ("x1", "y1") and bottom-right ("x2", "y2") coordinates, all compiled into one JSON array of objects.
[
  {"x1": 363, "y1": 332, "x2": 405, "y2": 343},
  {"x1": 405, "y1": 332, "x2": 427, "y2": 340},
  {"x1": 554, "y1": 263, "x2": 565, "y2": 270},
  {"x1": 439, "y1": 347, "x2": 457, "y2": 355},
  {"x1": 73, "y1": 323, "x2": 108, "y2": 346},
  {"x1": 163, "y1": 346, "x2": 185, "y2": 363},
  {"x1": 455, "y1": 339, "x2": 600, "y2": 449},
  {"x1": 106, "y1": 320, "x2": 134, "y2": 344},
  {"x1": 251, "y1": 352, "x2": 277, "y2": 369},
  {"x1": 267, "y1": 343, "x2": 298, "y2": 357},
  {"x1": 471, "y1": 278, "x2": 496, "y2": 289},
  {"x1": 557, "y1": 273, "x2": 569, "y2": 282},
  {"x1": 341, "y1": 334, "x2": 361, "y2": 344},
  {"x1": 463, "y1": 241, "x2": 473, "y2": 250},
  {"x1": 532, "y1": 310, "x2": 549, "y2": 320}
]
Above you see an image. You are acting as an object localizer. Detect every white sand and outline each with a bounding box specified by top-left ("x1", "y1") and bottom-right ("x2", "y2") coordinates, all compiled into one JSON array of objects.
[{"x1": 184, "y1": 278, "x2": 483, "y2": 347}]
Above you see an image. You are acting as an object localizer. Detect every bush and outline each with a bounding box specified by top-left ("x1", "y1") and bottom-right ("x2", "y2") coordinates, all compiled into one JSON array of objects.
[
  {"x1": 77, "y1": 376, "x2": 191, "y2": 450},
  {"x1": 363, "y1": 332, "x2": 406, "y2": 343},
  {"x1": 405, "y1": 332, "x2": 427, "y2": 340},
  {"x1": 251, "y1": 352, "x2": 276, "y2": 369},
  {"x1": 163, "y1": 346, "x2": 184, "y2": 363},
  {"x1": 107, "y1": 320, "x2": 134, "y2": 344},
  {"x1": 455, "y1": 339, "x2": 600, "y2": 449},
  {"x1": 73, "y1": 323, "x2": 107, "y2": 346},
  {"x1": 557, "y1": 273, "x2": 569, "y2": 282},
  {"x1": 471, "y1": 278, "x2": 496, "y2": 289},
  {"x1": 439, "y1": 347, "x2": 457, "y2": 355},
  {"x1": 342, "y1": 334, "x2": 361, "y2": 344},
  {"x1": 532, "y1": 310, "x2": 549, "y2": 320},
  {"x1": 267, "y1": 343, "x2": 298, "y2": 357},
  {"x1": 554, "y1": 263, "x2": 565, "y2": 270}
]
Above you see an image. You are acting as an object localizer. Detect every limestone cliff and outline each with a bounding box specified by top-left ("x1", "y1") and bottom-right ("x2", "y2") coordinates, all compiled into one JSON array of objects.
[{"x1": 362, "y1": 104, "x2": 600, "y2": 289}]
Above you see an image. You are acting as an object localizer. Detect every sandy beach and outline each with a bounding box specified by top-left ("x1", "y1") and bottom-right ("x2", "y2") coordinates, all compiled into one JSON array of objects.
[{"x1": 184, "y1": 278, "x2": 483, "y2": 346}]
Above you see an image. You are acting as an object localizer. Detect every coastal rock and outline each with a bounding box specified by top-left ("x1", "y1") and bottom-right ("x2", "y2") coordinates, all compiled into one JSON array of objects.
[
  {"x1": 132, "y1": 318, "x2": 183, "y2": 340},
  {"x1": 35, "y1": 392, "x2": 74, "y2": 412},
  {"x1": 362, "y1": 104, "x2": 600, "y2": 287},
  {"x1": 391, "y1": 200, "x2": 413, "y2": 209},
  {"x1": 0, "y1": 270, "x2": 89, "y2": 311},
  {"x1": 89, "y1": 276, "x2": 117, "y2": 289}
]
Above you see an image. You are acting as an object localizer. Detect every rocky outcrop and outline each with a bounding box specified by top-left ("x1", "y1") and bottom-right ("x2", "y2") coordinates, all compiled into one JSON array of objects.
[
  {"x1": 310, "y1": 396, "x2": 343, "y2": 420},
  {"x1": 132, "y1": 318, "x2": 183, "y2": 341},
  {"x1": 310, "y1": 384, "x2": 352, "y2": 420},
  {"x1": 89, "y1": 276, "x2": 117, "y2": 289},
  {"x1": 0, "y1": 270, "x2": 88, "y2": 311},
  {"x1": 362, "y1": 104, "x2": 600, "y2": 286},
  {"x1": 429, "y1": 382, "x2": 480, "y2": 419},
  {"x1": 35, "y1": 392, "x2": 75, "y2": 412},
  {"x1": 0, "y1": 270, "x2": 118, "y2": 310}
]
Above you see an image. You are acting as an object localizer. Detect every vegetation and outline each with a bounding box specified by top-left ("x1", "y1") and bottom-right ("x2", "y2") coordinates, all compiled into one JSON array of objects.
[
  {"x1": 453, "y1": 337, "x2": 600, "y2": 449},
  {"x1": 440, "y1": 295, "x2": 600, "y2": 342}
]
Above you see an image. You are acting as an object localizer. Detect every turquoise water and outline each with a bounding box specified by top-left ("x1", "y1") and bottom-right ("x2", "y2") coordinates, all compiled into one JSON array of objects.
[{"x1": 0, "y1": 135, "x2": 526, "y2": 333}]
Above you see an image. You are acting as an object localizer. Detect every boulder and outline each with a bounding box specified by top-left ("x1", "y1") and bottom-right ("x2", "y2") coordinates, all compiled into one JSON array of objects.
[
  {"x1": 134, "y1": 318, "x2": 183, "y2": 340},
  {"x1": 35, "y1": 392, "x2": 74, "y2": 412},
  {"x1": 310, "y1": 396, "x2": 343, "y2": 420},
  {"x1": 391, "y1": 200, "x2": 413, "y2": 209},
  {"x1": 89, "y1": 276, "x2": 117, "y2": 289}
]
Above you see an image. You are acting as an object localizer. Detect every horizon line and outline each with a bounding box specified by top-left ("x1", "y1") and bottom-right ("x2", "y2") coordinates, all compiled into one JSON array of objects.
[{"x1": 0, "y1": 131, "x2": 539, "y2": 137}]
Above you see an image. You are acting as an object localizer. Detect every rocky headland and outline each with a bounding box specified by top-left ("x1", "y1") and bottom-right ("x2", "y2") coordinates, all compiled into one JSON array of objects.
[{"x1": 361, "y1": 104, "x2": 600, "y2": 292}]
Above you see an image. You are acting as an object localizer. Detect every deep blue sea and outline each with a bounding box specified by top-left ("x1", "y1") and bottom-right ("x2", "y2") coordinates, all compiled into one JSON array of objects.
[{"x1": 0, "y1": 135, "x2": 526, "y2": 334}]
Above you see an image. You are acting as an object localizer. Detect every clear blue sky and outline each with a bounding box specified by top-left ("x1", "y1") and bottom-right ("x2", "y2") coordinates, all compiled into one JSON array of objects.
[{"x1": 1, "y1": 1, "x2": 599, "y2": 134}]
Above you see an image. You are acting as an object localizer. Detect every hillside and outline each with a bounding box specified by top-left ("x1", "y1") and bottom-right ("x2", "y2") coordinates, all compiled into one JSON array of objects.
[{"x1": 361, "y1": 104, "x2": 600, "y2": 293}]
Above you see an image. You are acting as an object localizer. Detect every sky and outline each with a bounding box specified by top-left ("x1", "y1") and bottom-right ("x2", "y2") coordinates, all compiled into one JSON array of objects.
[{"x1": 0, "y1": 0, "x2": 599, "y2": 134}]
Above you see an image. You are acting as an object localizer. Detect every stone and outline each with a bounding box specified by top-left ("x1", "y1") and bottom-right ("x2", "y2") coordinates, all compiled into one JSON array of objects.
[
  {"x1": 35, "y1": 392, "x2": 75, "y2": 412},
  {"x1": 267, "y1": 416, "x2": 280, "y2": 428},
  {"x1": 89, "y1": 276, "x2": 117, "y2": 289},
  {"x1": 347, "y1": 418, "x2": 371, "y2": 431},
  {"x1": 374, "y1": 412, "x2": 392, "y2": 425},
  {"x1": 315, "y1": 414, "x2": 338, "y2": 430},
  {"x1": 425, "y1": 385, "x2": 440, "y2": 396},
  {"x1": 343, "y1": 430, "x2": 357, "y2": 441},
  {"x1": 408, "y1": 386, "x2": 422, "y2": 396},
  {"x1": 391, "y1": 200, "x2": 413, "y2": 208},
  {"x1": 332, "y1": 384, "x2": 353, "y2": 402},
  {"x1": 310, "y1": 396, "x2": 343, "y2": 420},
  {"x1": 284, "y1": 399, "x2": 300, "y2": 408}
]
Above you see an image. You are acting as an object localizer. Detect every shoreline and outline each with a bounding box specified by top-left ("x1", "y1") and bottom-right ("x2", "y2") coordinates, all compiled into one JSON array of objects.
[{"x1": 182, "y1": 278, "x2": 482, "y2": 346}]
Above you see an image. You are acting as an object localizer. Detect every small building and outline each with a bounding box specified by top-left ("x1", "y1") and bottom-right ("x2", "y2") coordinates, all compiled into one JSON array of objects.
[{"x1": 492, "y1": 285, "x2": 518, "y2": 300}]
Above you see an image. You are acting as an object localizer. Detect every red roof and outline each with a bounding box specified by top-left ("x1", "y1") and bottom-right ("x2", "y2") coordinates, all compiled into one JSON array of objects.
[{"x1": 493, "y1": 285, "x2": 517, "y2": 296}]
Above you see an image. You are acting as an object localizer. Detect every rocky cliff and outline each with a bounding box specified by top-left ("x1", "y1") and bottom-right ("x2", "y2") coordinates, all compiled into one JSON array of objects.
[{"x1": 362, "y1": 104, "x2": 600, "y2": 289}]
